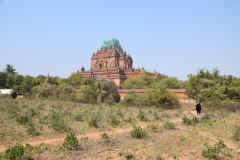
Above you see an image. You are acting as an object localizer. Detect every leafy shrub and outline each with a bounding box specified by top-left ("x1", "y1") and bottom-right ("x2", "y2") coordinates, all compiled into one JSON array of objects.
[
  {"x1": 49, "y1": 110, "x2": 70, "y2": 132},
  {"x1": 121, "y1": 71, "x2": 157, "y2": 89},
  {"x1": 88, "y1": 117, "x2": 100, "y2": 128},
  {"x1": 159, "y1": 77, "x2": 184, "y2": 89},
  {"x1": 62, "y1": 132, "x2": 79, "y2": 150},
  {"x1": 156, "y1": 154, "x2": 164, "y2": 160},
  {"x1": 120, "y1": 90, "x2": 144, "y2": 106},
  {"x1": 26, "y1": 121, "x2": 39, "y2": 136},
  {"x1": 4, "y1": 143, "x2": 24, "y2": 160},
  {"x1": 107, "y1": 115, "x2": 120, "y2": 127},
  {"x1": 201, "y1": 113, "x2": 214, "y2": 123},
  {"x1": 202, "y1": 139, "x2": 231, "y2": 160},
  {"x1": 233, "y1": 126, "x2": 240, "y2": 141},
  {"x1": 16, "y1": 115, "x2": 29, "y2": 125},
  {"x1": 163, "y1": 121, "x2": 176, "y2": 130},
  {"x1": 124, "y1": 152, "x2": 135, "y2": 160},
  {"x1": 101, "y1": 133, "x2": 109, "y2": 140},
  {"x1": 75, "y1": 85, "x2": 97, "y2": 103},
  {"x1": 101, "y1": 132, "x2": 110, "y2": 144},
  {"x1": 104, "y1": 95, "x2": 116, "y2": 105},
  {"x1": 95, "y1": 78, "x2": 120, "y2": 103},
  {"x1": 182, "y1": 116, "x2": 199, "y2": 126},
  {"x1": 24, "y1": 143, "x2": 45, "y2": 158},
  {"x1": 145, "y1": 84, "x2": 181, "y2": 109},
  {"x1": 31, "y1": 84, "x2": 76, "y2": 101},
  {"x1": 130, "y1": 126, "x2": 148, "y2": 139},
  {"x1": 137, "y1": 110, "x2": 148, "y2": 121},
  {"x1": 220, "y1": 100, "x2": 240, "y2": 112},
  {"x1": 192, "y1": 116, "x2": 200, "y2": 124}
]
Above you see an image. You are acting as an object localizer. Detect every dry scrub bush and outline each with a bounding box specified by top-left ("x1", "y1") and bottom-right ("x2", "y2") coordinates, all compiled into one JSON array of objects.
[
  {"x1": 62, "y1": 132, "x2": 79, "y2": 150},
  {"x1": 130, "y1": 125, "x2": 148, "y2": 139}
]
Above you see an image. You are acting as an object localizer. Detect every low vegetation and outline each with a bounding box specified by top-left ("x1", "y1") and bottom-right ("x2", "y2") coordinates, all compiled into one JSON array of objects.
[
  {"x1": 130, "y1": 125, "x2": 148, "y2": 139},
  {"x1": 0, "y1": 97, "x2": 240, "y2": 159},
  {"x1": 62, "y1": 132, "x2": 79, "y2": 150}
]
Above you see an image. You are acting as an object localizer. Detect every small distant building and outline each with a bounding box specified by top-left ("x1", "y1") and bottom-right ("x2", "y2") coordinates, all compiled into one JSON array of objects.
[
  {"x1": 0, "y1": 89, "x2": 13, "y2": 94},
  {"x1": 81, "y1": 39, "x2": 144, "y2": 86}
]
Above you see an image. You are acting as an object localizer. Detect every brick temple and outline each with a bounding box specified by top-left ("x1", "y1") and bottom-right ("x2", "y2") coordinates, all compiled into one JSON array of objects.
[{"x1": 81, "y1": 39, "x2": 144, "y2": 86}]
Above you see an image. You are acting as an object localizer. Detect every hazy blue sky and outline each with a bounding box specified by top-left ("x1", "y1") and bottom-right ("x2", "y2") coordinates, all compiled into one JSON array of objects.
[{"x1": 0, "y1": 0, "x2": 239, "y2": 80}]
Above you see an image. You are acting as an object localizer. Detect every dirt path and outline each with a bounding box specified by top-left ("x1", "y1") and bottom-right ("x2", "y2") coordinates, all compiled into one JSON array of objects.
[{"x1": 0, "y1": 122, "x2": 150, "y2": 153}]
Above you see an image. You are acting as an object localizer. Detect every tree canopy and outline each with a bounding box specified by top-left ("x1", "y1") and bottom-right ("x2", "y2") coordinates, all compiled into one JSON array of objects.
[
  {"x1": 3, "y1": 64, "x2": 17, "y2": 75},
  {"x1": 186, "y1": 68, "x2": 240, "y2": 102}
]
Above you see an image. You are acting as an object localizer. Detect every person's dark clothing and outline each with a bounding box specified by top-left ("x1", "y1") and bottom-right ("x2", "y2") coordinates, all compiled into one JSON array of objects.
[{"x1": 196, "y1": 103, "x2": 201, "y2": 115}]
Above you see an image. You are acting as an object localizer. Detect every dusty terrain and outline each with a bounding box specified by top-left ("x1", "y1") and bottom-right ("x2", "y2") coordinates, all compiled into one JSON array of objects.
[{"x1": 0, "y1": 99, "x2": 240, "y2": 159}]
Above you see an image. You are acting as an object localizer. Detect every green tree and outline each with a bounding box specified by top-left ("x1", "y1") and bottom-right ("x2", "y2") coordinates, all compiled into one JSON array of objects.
[
  {"x1": 95, "y1": 78, "x2": 120, "y2": 103},
  {"x1": 76, "y1": 84, "x2": 97, "y2": 103},
  {"x1": 186, "y1": 68, "x2": 240, "y2": 102},
  {"x1": 121, "y1": 71, "x2": 157, "y2": 89},
  {"x1": 120, "y1": 90, "x2": 144, "y2": 106},
  {"x1": 0, "y1": 72, "x2": 7, "y2": 88},
  {"x1": 145, "y1": 83, "x2": 181, "y2": 109},
  {"x1": 3, "y1": 64, "x2": 17, "y2": 75},
  {"x1": 32, "y1": 75, "x2": 46, "y2": 86},
  {"x1": 159, "y1": 77, "x2": 184, "y2": 89},
  {"x1": 5, "y1": 74, "x2": 15, "y2": 89},
  {"x1": 67, "y1": 72, "x2": 88, "y2": 88},
  {"x1": 14, "y1": 74, "x2": 24, "y2": 86}
]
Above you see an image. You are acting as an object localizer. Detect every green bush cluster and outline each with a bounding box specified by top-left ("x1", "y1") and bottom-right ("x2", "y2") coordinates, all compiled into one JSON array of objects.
[
  {"x1": 186, "y1": 68, "x2": 240, "y2": 111},
  {"x1": 107, "y1": 115, "x2": 120, "y2": 127},
  {"x1": 163, "y1": 121, "x2": 176, "y2": 130},
  {"x1": 31, "y1": 83, "x2": 76, "y2": 101},
  {"x1": 120, "y1": 84, "x2": 181, "y2": 109},
  {"x1": 3, "y1": 143, "x2": 24, "y2": 160},
  {"x1": 26, "y1": 121, "x2": 38, "y2": 136},
  {"x1": 16, "y1": 114, "x2": 39, "y2": 136},
  {"x1": 62, "y1": 132, "x2": 79, "y2": 150},
  {"x1": 2, "y1": 143, "x2": 44, "y2": 160},
  {"x1": 137, "y1": 110, "x2": 148, "y2": 121},
  {"x1": 144, "y1": 83, "x2": 181, "y2": 109},
  {"x1": 130, "y1": 125, "x2": 148, "y2": 139},
  {"x1": 101, "y1": 133, "x2": 109, "y2": 140},
  {"x1": 124, "y1": 152, "x2": 135, "y2": 160},
  {"x1": 182, "y1": 116, "x2": 200, "y2": 126},
  {"x1": 16, "y1": 115, "x2": 29, "y2": 125},
  {"x1": 73, "y1": 78, "x2": 121, "y2": 104},
  {"x1": 202, "y1": 139, "x2": 232, "y2": 159},
  {"x1": 88, "y1": 117, "x2": 100, "y2": 128},
  {"x1": 205, "y1": 100, "x2": 240, "y2": 112},
  {"x1": 49, "y1": 110, "x2": 70, "y2": 132},
  {"x1": 120, "y1": 90, "x2": 144, "y2": 106},
  {"x1": 201, "y1": 113, "x2": 214, "y2": 124}
]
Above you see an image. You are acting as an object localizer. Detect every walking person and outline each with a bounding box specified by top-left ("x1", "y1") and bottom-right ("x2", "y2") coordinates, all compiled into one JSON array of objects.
[{"x1": 196, "y1": 100, "x2": 202, "y2": 116}]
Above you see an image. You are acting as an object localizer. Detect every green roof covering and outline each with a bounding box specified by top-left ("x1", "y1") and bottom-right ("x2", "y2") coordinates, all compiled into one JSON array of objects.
[{"x1": 101, "y1": 39, "x2": 122, "y2": 50}]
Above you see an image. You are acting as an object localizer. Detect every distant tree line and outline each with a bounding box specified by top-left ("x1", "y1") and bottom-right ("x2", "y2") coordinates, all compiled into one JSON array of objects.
[
  {"x1": 1, "y1": 64, "x2": 239, "y2": 110},
  {"x1": 186, "y1": 68, "x2": 240, "y2": 111}
]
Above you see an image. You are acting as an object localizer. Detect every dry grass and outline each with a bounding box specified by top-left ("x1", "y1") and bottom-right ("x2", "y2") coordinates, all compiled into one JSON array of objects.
[{"x1": 0, "y1": 98, "x2": 240, "y2": 159}]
